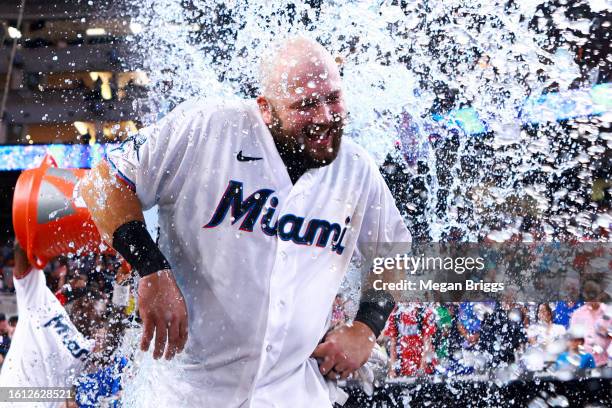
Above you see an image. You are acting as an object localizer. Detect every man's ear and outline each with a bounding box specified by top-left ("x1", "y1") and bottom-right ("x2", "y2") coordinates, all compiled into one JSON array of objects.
[{"x1": 256, "y1": 96, "x2": 273, "y2": 125}]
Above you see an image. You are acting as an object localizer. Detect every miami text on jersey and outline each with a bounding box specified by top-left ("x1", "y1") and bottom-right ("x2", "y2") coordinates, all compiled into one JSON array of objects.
[
  {"x1": 203, "y1": 180, "x2": 350, "y2": 255},
  {"x1": 43, "y1": 314, "x2": 90, "y2": 360}
]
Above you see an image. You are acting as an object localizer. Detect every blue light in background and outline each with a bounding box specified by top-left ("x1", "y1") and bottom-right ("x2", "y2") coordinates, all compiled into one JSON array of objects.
[
  {"x1": 432, "y1": 82, "x2": 610, "y2": 135},
  {"x1": 0, "y1": 144, "x2": 118, "y2": 171},
  {"x1": 0, "y1": 83, "x2": 609, "y2": 171},
  {"x1": 432, "y1": 107, "x2": 488, "y2": 135},
  {"x1": 520, "y1": 82, "x2": 611, "y2": 124}
]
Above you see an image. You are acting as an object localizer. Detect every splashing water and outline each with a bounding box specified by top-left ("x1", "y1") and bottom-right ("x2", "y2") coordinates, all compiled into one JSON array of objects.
[
  {"x1": 118, "y1": 0, "x2": 610, "y2": 404},
  {"x1": 125, "y1": 0, "x2": 610, "y2": 242}
]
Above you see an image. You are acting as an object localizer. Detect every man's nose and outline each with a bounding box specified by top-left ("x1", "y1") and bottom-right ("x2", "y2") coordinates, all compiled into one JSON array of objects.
[{"x1": 313, "y1": 103, "x2": 333, "y2": 124}]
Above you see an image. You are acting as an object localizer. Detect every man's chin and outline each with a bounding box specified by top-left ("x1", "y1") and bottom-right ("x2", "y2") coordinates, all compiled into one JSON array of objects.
[
  {"x1": 302, "y1": 132, "x2": 342, "y2": 167},
  {"x1": 304, "y1": 147, "x2": 340, "y2": 168}
]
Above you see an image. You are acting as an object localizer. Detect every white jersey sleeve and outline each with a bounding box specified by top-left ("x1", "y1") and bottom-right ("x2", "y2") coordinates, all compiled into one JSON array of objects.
[
  {"x1": 13, "y1": 267, "x2": 47, "y2": 312},
  {"x1": 105, "y1": 99, "x2": 213, "y2": 210},
  {"x1": 356, "y1": 157, "x2": 411, "y2": 259},
  {"x1": 0, "y1": 270, "x2": 93, "y2": 392}
]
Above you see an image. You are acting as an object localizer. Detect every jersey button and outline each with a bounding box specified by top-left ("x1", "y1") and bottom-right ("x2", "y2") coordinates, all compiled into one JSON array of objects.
[
  {"x1": 278, "y1": 300, "x2": 285, "y2": 308},
  {"x1": 266, "y1": 345, "x2": 273, "y2": 352}
]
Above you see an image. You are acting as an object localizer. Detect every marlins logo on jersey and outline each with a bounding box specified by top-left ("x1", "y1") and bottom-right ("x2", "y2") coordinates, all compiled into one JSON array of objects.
[
  {"x1": 204, "y1": 180, "x2": 350, "y2": 255},
  {"x1": 43, "y1": 314, "x2": 91, "y2": 360}
]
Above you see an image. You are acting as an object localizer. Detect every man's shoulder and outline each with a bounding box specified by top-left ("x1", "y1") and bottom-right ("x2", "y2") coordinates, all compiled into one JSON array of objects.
[
  {"x1": 170, "y1": 97, "x2": 256, "y2": 123},
  {"x1": 336, "y1": 138, "x2": 379, "y2": 175},
  {"x1": 338, "y1": 138, "x2": 371, "y2": 159},
  {"x1": 13, "y1": 267, "x2": 43, "y2": 292},
  {"x1": 14, "y1": 269, "x2": 63, "y2": 315}
]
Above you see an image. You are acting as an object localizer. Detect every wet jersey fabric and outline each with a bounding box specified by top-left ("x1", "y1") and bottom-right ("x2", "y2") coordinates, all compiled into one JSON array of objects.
[
  {"x1": 0, "y1": 269, "x2": 93, "y2": 408},
  {"x1": 106, "y1": 98, "x2": 410, "y2": 407}
]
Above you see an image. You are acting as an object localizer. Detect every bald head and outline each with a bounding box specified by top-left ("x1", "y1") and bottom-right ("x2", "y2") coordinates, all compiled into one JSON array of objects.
[{"x1": 259, "y1": 37, "x2": 341, "y2": 100}]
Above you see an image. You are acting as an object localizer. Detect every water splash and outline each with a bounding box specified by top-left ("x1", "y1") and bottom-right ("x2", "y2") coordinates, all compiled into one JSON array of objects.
[
  {"x1": 119, "y1": 0, "x2": 610, "y2": 403},
  {"x1": 125, "y1": 0, "x2": 609, "y2": 244}
]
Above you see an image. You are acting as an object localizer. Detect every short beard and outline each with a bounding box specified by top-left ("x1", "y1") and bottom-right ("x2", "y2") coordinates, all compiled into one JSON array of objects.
[{"x1": 268, "y1": 106, "x2": 342, "y2": 171}]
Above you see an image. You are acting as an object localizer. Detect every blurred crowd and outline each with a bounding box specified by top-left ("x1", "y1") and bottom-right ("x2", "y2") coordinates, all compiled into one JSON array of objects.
[
  {"x1": 0, "y1": 240, "x2": 128, "y2": 295},
  {"x1": 331, "y1": 296, "x2": 611, "y2": 381},
  {"x1": 1, "y1": 235, "x2": 611, "y2": 382},
  {"x1": 0, "y1": 243, "x2": 15, "y2": 293},
  {"x1": 0, "y1": 313, "x2": 17, "y2": 366},
  {"x1": 331, "y1": 233, "x2": 612, "y2": 381}
]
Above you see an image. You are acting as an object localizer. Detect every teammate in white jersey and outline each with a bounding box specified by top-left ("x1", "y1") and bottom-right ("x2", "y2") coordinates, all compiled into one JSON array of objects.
[
  {"x1": 0, "y1": 243, "x2": 94, "y2": 407},
  {"x1": 81, "y1": 37, "x2": 410, "y2": 407}
]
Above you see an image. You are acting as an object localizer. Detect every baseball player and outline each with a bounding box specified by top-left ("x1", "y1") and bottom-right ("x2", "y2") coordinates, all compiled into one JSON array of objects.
[
  {"x1": 0, "y1": 243, "x2": 94, "y2": 407},
  {"x1": 81, "y1": 37, "x2": 410, "y2": 407}
]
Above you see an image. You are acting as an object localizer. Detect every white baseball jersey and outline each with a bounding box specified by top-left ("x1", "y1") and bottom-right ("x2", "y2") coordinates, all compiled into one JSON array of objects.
[
  {"x1": 106, "y1": 98, "x2": 410, "y2": 407},
  {"x1": 0, "y1": 269, "x2": 93, "y2": 408}
]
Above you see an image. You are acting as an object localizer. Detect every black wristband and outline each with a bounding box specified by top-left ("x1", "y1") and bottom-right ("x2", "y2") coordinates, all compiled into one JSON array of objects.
[
  {"x1": 112, "y1": 220, "x2": 171, "y2": 277},
  {"x1": 354, "y1": 289, "x2": 396, "y2": 339}
]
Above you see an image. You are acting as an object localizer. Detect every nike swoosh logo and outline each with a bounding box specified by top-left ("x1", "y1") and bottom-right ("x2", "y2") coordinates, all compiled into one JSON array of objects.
[{"x1": 237, "y1": 150, "x2": 263, "y2": 162}]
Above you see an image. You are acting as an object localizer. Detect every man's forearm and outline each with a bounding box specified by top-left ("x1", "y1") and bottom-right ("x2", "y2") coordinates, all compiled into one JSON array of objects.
[
  {"x1": 389, "y1": 337, "x2": 397, "y2": 361},
  {"x1": 388, "y1": 337, "x2": 397, "y2": 376},
  {"x1": 355, "y1": 254, "x2": 406, "y2": 338},
  {"x1": 13, "y1": 241, "x2": 31, "y2": 279},
  {"x1": 80, "y1": 160, "x2": 145, "y2": 245},
  {"x1": 81, "y1": 150, "x2": 187, "y2": 361},
  {"x1": 81, "y1": 161, "x2": 170, "y2": 277}
]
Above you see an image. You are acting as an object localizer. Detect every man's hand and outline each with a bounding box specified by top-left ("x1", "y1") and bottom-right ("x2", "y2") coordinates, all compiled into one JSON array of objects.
[
  {"x1": 311, "y1": 321, "x2": 376, "y2": 380},
  {"x1": 138, "y1": 270, "x2": 188, "y2": 360}
]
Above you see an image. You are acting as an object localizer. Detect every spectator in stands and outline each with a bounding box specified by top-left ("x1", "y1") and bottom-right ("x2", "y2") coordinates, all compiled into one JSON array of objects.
[
  {"x1": 457, "y1": 302, "x2": 481, "y2": 349},
  {"x1": 552, "y1": 277, "x2": 584, "y2": 329},
  {"x1": 0, "y1": 314, "x2": 10, "y2": 366},
  {"x1": 479, "y1": 302, "x2": 527, "y2": 368},
  {"x1": 331, "y1": 294, "x2": 348, "y2": 327},
  {"x1": 522, "y1": 303, "x2": 566, "y2": 370},
  {"x1": 0, "y1": 314, "x2": 8, "y2": 336},
  {"x1": 2, "y1": 258, "x2": 15, "y2": 293},
  {"x1": 0, "y1": 243, "x2": 12, "y2": 261},
  {"x1": 385, "y1": 303, "x2": 437, "y2": 377},
  {"x1": 569, "y1": 281, "x2": 610, "y2": 367},
  {"x1": 555, "y1": 331, "x2": 596, "y2": 370},
  {"x1": 553, "y1": 299, "x2": 584, "y2": 329},
  {"x1": 439, "y1": 303, "x2": 477, "y2": 370},
  {"x1": 433, "y1": 303, "x2": 453, "y2": 361},
  {"x1": 527, "y1": 303, "x2": 566, "y2": 346}
]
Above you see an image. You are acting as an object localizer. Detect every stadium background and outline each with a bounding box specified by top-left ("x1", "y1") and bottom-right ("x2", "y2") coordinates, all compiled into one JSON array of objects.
[{"x1": 0, "y1": 0, "x2": 610, "y2": 407}]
